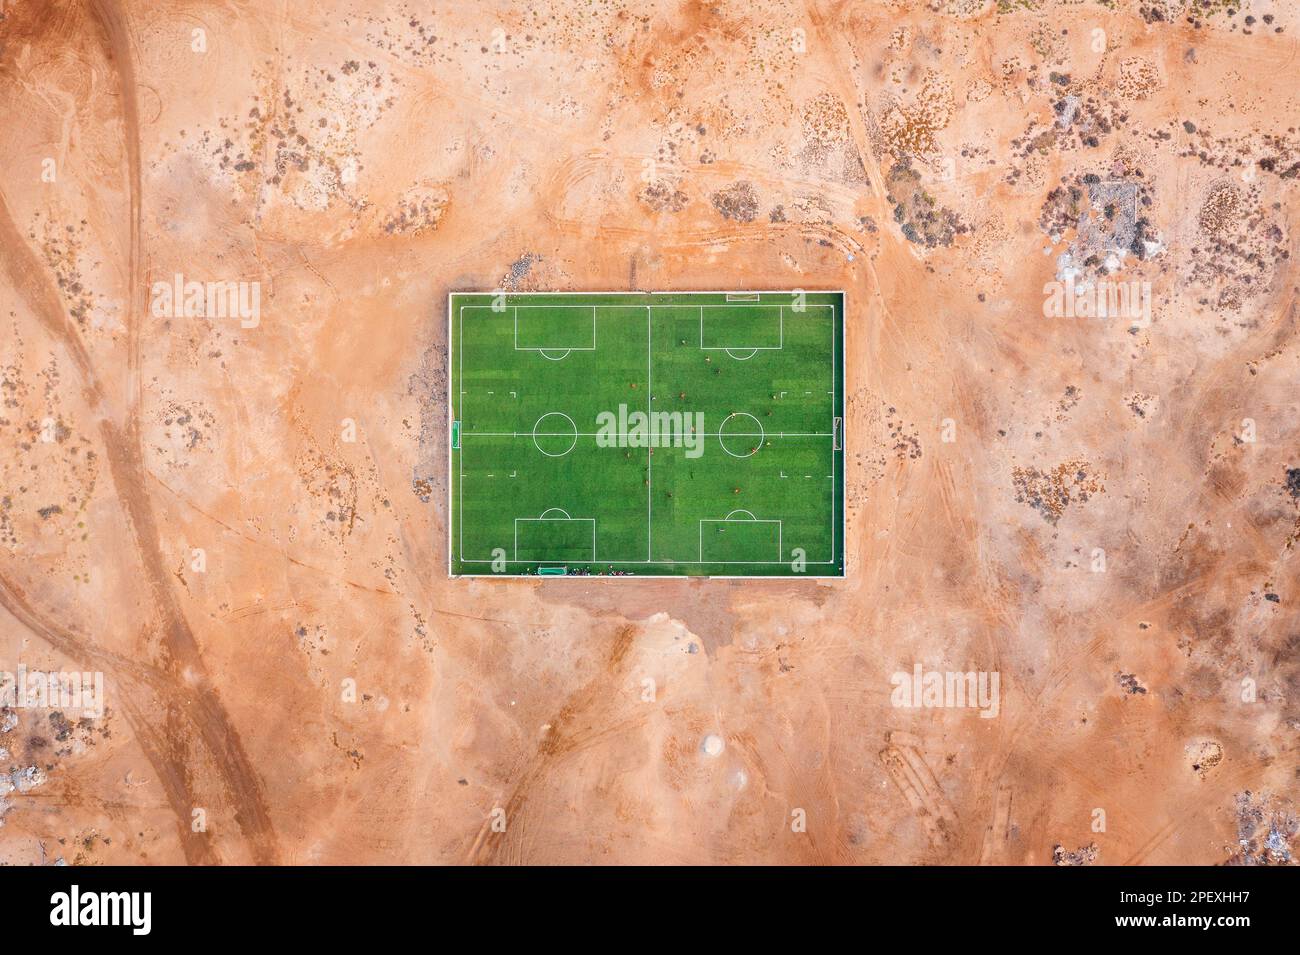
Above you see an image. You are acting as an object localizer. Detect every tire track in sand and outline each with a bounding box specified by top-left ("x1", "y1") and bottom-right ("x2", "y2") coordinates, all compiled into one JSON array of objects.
[
  {"x1": 880, "y1": 731, "x2": 959, "y2": 852},
  {"x1": 464, "y1": 626, "x2": 640, "y2": 865},
  {"x1": 0, "y1": 0, "x2": 279, "y2": 864},
  {"x1": 91, "y1": 0, "x2": 278, "y2": 864}
]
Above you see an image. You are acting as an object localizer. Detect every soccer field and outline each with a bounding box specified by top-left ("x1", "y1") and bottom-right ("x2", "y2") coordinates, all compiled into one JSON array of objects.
[{"x1": 448, "y1": 290, "x2": 845, "y2": 577}]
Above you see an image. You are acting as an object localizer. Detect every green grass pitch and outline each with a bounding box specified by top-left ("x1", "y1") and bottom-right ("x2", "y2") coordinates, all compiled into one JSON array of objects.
[{"x1": 448, "y1": 290, "x2": 845, "y2": 577}]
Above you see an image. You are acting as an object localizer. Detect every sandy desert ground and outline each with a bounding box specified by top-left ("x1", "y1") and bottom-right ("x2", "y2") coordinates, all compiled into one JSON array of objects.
[{"x1": 0, "y1": 0, "x2": 1297, "y2": 865}]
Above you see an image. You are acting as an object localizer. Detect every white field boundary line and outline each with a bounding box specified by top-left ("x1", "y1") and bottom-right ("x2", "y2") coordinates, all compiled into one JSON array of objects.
[
  {"x1": 462, "y1": 432, "x2": 834, "y2": 437},
  {"x1": 514, "y1": 516, "x2": 597, "y2": 562},
  {"x1": 458, "y1": 559, "x2": 833, "y2": 565},
  {"x1": 454, "y1": 572, "x2": 840, "y2": 579},
  {"x1": 832, "y1": 297, "x2": 838, "y2": 567},
  {"x1": 448, "y1": 291, "x2": 845, "y2": 574},
  {"x1": 647, "y1": 306, "x2": 652, "y2": 561},
  {"x1": 448, "y1": 289, "x2": 846, "y2": 297},
  {"x1": 448, "y1": 292, "x2": 453, "y2": 577},
  {"x1": 458, "y1": 298, "x2": 464, "y2": 569}
]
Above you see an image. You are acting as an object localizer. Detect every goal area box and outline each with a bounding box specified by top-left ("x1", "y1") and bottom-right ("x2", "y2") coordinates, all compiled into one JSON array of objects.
[{"x1": 448, "y1": 291, "x2": 845, "y2": 578}]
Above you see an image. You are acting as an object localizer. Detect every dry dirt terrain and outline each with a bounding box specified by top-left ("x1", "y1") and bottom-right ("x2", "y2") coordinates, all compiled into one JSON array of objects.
[{"x1": 0, "y1": 0, "x2": 1297, "y2": 865}]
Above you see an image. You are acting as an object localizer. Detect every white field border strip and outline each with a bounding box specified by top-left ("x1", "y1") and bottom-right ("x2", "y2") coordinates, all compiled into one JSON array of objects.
[
  {"x1": 448, "y1": 290, "x2": 845, "y2": 576},
  {"x1": 457, "y1": 559, "x2": 832, "y2": 566},
  {"x1": 699, "y1": 512, "x2": 783, "y2": 563},
  {"x1": 514, "y1": 512, "x2": 597, "y2": 562},
  {"x1": 647, "y1": 306, "x2": 652, "y2": 562},
  {"x1": 457, "y1": 299, "x2": 463, "y2": 574},
  {"x1": 469, "y1": 431, "x2": 834, "y2": 437}
]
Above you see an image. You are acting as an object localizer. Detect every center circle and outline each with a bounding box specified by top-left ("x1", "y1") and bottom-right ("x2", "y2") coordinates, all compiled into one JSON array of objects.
[
  {"x1": 532, "y1": 412, "x2": 578, "y2": 457},
  {"x1": 718, "y1": 413, "x2": 764, "y2": 458}
]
